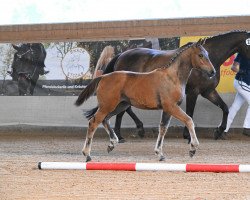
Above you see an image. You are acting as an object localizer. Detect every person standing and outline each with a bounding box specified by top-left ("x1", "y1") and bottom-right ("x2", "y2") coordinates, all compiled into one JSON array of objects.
[
  {"x1": 93, "y1": 45, "x2": 114, "y2": 78},
  {"x1": 224, "y1": 53, "x2": 250, "y2": 136}
]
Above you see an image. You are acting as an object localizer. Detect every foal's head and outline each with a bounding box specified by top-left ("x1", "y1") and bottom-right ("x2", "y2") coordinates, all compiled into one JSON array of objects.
[{"x1": 191, "y1": 40, "x2": 216, "y2": 77}]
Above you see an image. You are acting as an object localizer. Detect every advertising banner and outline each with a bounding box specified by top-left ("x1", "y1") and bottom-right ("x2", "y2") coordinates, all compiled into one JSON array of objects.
[
  {"x1": 0, "y1": 37, "x2": 179, "y2": 96},
  {"x1": 180, "y1": 36, "x2": 236, "y2": 93}
]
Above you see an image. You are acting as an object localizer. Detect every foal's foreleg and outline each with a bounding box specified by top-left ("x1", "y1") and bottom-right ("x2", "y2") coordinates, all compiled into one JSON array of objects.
[
  {"x1": 102, "y1": 119, "x2": 119, "y2": 153},
  {"x1": 168, "y1": 105, "x2": 199, "y2": 157},
  {"x1": 154, "y1": 111, "x2": 172, "y2": 161},
  {"x1": 82, "y1": 111, "x2": 106, "y2": 162}
]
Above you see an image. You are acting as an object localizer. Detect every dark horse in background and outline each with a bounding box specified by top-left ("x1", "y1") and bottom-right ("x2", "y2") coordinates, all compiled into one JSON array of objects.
[
  {"x1": 9, "y1": 43, "x2": 47, "y2": 95},
  {"x1": 102, "y1": 30, "x2": 250, "y2": 142}
]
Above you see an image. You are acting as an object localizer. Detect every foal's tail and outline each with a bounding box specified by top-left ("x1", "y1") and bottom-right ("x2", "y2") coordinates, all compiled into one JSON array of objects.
[{"x1": 75, "y1": 77, "x2": 102, "y2": 106}]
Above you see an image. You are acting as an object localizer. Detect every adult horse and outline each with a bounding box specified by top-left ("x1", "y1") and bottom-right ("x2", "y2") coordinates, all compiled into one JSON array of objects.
[
  {"x1": 75, "y1": 41, "x2": 216, "y2": 162},
  {"x1": 10, "y1": 43, "x2": 47, "y2": 95},
  {"x1": 103, "y1": 30, "x2": 250, "y2": 142}
]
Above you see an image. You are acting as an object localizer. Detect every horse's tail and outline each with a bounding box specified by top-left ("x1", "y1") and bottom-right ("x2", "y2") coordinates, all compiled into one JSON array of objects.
[
  {"x1": 84, "y1": 106, "x2": 99, "y2": 120},
  {"x1": 102, "y1": 53, "x2": 121, "y2": 74},
  {"x1": 75, "y1": 77, "x2": 102, "y2": 106}
]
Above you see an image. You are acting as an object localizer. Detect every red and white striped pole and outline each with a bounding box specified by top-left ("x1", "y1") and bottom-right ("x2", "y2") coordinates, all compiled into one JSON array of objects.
[{"x1": 38, "y1": 162, "x2": 250, "y2": 173}]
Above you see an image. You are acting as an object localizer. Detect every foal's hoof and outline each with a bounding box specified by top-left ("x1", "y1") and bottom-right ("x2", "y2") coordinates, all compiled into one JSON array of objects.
[
  {"x1": 137, "y1": 127, "x2": 145, "y2": 138},
  {"x1": 159, "y1": 155, "x2": 165, "y2": 161},
  {"x1": 189, "y1": 150, "x2": 196, "y2": 157},
  {"x1": 107, "y1": 145, "x2": 114, "y2": 153},
  {"x1": 86, "y1": 155, "x2": 92, "y2": 162}
]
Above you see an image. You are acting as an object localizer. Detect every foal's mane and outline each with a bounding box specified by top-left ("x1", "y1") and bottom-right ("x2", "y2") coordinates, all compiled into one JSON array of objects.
[
  {"x1": 201, "y1": 30, "x2": 248, "y2": 44},
  {"x1": 164, "y1": 42, "x2": 194, "y2": 68}
]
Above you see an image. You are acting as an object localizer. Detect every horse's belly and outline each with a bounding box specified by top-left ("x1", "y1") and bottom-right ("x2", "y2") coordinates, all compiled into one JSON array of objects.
[
  {"x1": 130, "y1": 98, "x2": 160, "y2": 110},
  {"x1": 130, "y1": 100, "x2": 159, "y2": 110},
  {"x1": 127, "y1": 89, "x2": 162, "y2": 110},
  {"x1": 124, "y1": 88, "x2": 159, "y2": 109}
]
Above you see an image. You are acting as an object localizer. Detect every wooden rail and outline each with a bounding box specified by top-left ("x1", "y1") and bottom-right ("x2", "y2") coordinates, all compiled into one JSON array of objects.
[{"x1": 0, "y1": 16, "x2": 249, "y2": 43}]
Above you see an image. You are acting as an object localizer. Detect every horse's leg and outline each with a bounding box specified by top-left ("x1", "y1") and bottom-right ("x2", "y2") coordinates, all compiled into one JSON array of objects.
[
  {"x1": 154, "y1": 111, "x2": 172, "y2": 161},
  {"x1": 29, "y1": 77, "x2": 38, "y2": 95},
  {"x1": 107, "y1": 101, "x2": 131, "y2": 144},
  {"x1": 18, "y1": 76, "x2": 28, "y2": 96},
  {"x1": 102, "y1": 118, "x2": 119, "y2": 153},
  {"x1": 126, "y1": 107, "x2": 145, "y2": 138},
  {"x1": 82, "y1": 110, "x2": 107, "y2": 162},
  {"x1": 114, "y1": 106, "x2": 145, "y2": 142},
  {"x1": 29, "y1": 82, "x2": 35, "y2": 95},
  {"x1": 114, "y1": 110, "x2": 126, "y2": 142},
  {"x1": 201, "y1": 89, "x2": 229, "y2": 140},
  {"x1": 166, "y1": 105, "x2": 199, "y2": 157},
  {"x1": 183, "y1": 93, "x2": 199, "y2": 143}
]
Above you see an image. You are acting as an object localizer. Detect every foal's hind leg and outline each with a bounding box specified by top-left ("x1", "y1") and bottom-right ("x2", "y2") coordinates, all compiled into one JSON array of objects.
[
  {"x1": 166, "y1": 105, "x2": 199, "y2": 157},
  {"x1": 82, "y1": 110, "x2": 106, "y2": 162},
  {"x1": 102, "y1": 118, "x2": 119, "y2": 153},
  {"x1": 154, "y1": 111, "x2": 172, "y2": 161}
]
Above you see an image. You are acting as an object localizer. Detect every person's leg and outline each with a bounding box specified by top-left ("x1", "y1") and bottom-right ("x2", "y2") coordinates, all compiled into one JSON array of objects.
[
  {"x1": 235, "y1": 80, "x2": 250, "y2": 136},
  {"x1": 243, "y1": 106, "x2": 250, "y2": 136},
  {"x1": 224, "y1": 81, "x2": 245, "y2": 133}
]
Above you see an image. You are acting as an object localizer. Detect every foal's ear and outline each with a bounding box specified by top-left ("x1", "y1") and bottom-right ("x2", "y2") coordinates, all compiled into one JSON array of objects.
[
  {"x1": 12, "y1": 44, "x2": 20, "y2": 51},
  {"x1": 196, "y1": 39, "x2": 203, "y2": 47}
]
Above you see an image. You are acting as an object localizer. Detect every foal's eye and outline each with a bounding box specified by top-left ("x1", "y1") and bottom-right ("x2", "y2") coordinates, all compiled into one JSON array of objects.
[{"x1": 199, "y1": 54, "x2": 203, "y2": 58}]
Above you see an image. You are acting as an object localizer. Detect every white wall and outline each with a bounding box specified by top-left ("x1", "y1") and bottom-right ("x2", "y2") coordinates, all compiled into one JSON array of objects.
[{"x1": 0, "y1": 94, "x2": 247, "y2": 129}]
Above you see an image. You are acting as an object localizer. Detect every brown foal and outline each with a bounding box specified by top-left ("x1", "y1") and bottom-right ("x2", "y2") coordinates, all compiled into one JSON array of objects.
[{"x1": 75, "y1": 40, "x2": 216, "y2": 162}]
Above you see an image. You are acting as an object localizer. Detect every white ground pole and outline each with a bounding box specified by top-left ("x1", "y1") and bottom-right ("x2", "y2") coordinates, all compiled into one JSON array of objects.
[{"x1": 38, "y1": 162, "x2": 250, "y2": 172}]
